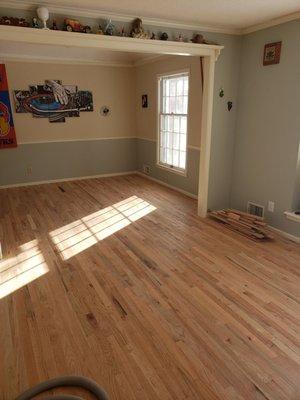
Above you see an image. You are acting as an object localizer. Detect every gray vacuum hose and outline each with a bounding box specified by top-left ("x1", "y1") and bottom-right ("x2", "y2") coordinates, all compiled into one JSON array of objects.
[{"x1": 15, "y1": 375, "x2": 109, "y2": 400}]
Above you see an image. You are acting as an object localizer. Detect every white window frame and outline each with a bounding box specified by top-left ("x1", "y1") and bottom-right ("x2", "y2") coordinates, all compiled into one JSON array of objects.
[{"x1": 157, "y1": 69, "x2": 190, "y2": 176}]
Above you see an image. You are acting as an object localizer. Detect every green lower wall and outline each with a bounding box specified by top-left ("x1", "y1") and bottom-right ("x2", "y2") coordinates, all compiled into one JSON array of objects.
[
  {"x1": 0, "y1": 138, "x2": 198, "y2": 195},
  {"x1": 137, "y1": 138, "x2": 199, "y2": 196},
  {"x1": 0, "y1": 138, "x2": 137, "y2": 186}
]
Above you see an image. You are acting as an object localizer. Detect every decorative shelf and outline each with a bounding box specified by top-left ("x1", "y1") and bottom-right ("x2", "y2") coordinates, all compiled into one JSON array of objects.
[
  {"x1": 0, "y1": 25, "x2": 223, "y2": 63},
  {"x1": 284, "y1": 211, "x2": 300, "y2": 223}
]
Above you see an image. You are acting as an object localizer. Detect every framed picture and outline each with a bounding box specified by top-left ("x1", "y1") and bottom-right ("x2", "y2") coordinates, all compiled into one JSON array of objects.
[
  {"x1": 142, "y1": 94, "x2": 148, "y2": 108},
  {"x1": 0, "y1": 64, "x2": 17, "y2": 149},
  {"x1": 263, "y1": 41, "x2": 282, "y2": 66}
]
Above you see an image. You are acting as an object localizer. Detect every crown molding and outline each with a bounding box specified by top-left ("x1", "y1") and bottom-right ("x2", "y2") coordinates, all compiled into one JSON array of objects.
[
  {"x1": 242, "y1": 11, "x2": 300, "y2": 35},
  {"x1": 0, "y1": 0, "x2": 242, "y2": 35}
]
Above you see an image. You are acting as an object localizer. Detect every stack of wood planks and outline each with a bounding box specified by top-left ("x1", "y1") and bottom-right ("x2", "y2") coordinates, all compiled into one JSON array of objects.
[{"x1": 209, "y1": 209, "x2": 274, "y2": 240}]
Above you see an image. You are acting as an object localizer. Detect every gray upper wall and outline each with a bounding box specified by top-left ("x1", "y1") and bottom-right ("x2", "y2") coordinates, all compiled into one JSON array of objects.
[{"x1": 231, "y1": 19, "x2": 300, "y2": 237}]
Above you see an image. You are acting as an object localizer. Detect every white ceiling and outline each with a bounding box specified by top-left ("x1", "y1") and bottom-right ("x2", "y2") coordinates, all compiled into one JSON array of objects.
[{"x1": 8, "y1": 0, "x2": 300, "y2": 31}]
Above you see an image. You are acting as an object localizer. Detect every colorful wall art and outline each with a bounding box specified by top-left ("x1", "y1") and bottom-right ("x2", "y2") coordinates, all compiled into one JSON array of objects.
[
  {"x1": 13, "y1": 80, "x2": 93, "y2": 123},
  {"x1": 0, "y1": 64, "x2": 17, "y2": 149}
]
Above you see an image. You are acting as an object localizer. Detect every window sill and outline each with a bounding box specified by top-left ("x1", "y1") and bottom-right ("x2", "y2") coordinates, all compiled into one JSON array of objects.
[
  {"x1": 284, "y1": 211, "x2": 300, "y2": 223},
  {"x1": 156, "y1": 163, "x2": 187, "y2": 177}
]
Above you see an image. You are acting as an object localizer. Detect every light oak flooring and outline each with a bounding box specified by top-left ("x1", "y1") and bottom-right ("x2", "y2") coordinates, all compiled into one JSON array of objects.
[{"x1": 0, "y1": 174, "x2": 299, "y2": 400}]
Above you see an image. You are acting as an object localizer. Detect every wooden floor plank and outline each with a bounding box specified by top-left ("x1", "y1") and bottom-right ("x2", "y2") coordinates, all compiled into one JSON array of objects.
[{"x1": 0, "y1": 174, "x2": 299, "y2": 400}]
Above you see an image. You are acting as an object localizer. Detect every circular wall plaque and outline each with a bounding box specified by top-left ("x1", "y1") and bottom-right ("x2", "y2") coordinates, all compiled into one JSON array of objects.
[{"x1": 100, "y1": 106, "x2": 110, "y2": 116}]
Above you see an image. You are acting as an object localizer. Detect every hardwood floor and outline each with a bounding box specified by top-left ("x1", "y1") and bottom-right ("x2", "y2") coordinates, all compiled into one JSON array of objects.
[{"x1": 0, "y1": 174, "x2": 299, "y2": 400}]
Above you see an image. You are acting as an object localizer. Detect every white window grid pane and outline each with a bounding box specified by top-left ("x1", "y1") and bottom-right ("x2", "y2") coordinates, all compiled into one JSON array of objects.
[
  {"x1": 161, "y1": 74, "x2": 189, "y2": 115},
  {"x1": 159, "y1": 114, "x2": 187, "y2": 170},
  {"x1": 174, "y1": 116, "x2": 180, "y2": 133},
  {"x1": 183, "y1": 77, "x2": 189, "y2": 95},
  {"x1": 173, "y1": 133, "x2": 180, "y2": 150},
  {"x1": 179, "y1": 151, "x2": 186, "y2": 169},
  {"x1": 179, "y1": 132, "x2": 187, "y2": 151}
]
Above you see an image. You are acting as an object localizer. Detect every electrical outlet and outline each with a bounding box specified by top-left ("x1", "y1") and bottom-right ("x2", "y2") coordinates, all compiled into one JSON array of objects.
[
  {"x1": 268, "y1": 201, "x2": 275, "y2": 212},
  {"x1": 143, "y1": 164, "x2": 150, "y2": 175},
  {"x1": 26, "y1": 166, "x2": 33, "y2": 175}
]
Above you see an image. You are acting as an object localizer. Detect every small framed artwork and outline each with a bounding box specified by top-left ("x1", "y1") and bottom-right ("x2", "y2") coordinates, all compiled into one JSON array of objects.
[
  {"x1": 263, "y1": 41, "x2": 282, "y2": 66},
  {"x1": 142, "y1": 94, "x2": 148, "y2": 108}
]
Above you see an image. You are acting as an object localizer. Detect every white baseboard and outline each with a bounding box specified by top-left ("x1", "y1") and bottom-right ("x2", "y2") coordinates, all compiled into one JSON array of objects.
[
  {"x1": 0, "y1": 171, "x2": 137, "y2": 189},
  {"x1": 2, "y1": 170, "x2": 197, "y2": 200},
  {"x1": 136, "y1": 171, "x2": 198, "y2": 199},
  {"x1": 269, "y1": 226, "x2": 300, "y2": 244}
]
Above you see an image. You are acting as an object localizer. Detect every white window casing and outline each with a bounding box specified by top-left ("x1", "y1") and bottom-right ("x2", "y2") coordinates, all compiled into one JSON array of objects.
[{"x1": 157, "y1": 71, "x2": 189, "y2": 175}]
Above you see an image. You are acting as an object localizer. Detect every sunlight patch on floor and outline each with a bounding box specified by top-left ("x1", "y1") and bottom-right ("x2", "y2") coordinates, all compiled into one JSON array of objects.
[
  {"x1": 49, "y1": 196, "x2": 156, "y2": 260},
  {"x1": 0, "y1": 239, "x2": 49, "y2": 299}
]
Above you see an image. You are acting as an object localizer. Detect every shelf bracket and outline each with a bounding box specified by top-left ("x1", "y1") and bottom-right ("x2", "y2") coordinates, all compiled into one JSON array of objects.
[{"x1": 214, "y1": 48, "x2": 221, "y2": 61}]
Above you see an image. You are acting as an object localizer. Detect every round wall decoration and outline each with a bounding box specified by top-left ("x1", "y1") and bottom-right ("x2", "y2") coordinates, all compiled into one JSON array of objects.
[{"x1": 100, "y1": 106, "x2": 110, "y2": 116}]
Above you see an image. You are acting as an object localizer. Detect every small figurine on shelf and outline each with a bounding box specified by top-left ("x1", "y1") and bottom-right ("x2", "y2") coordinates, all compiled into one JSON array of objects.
[
  {"x1": 191, "y1": 33, "x2": 218, "y2": 45},
  {"x1": 119, "y1": 26, "x2": 127, "y2": 37},
  {"x1": 97, "y1": 24, "x2": 104, "y2": 34},
  {"x1": 65, "y1": 18, "x2": 91, "y2": 33},
  {"x1": 51, "y1": 20, "x2": 58, "y2": 30},
  {"x1": 160, "y1": 32, "x2": 168, "y2": 41},
  {"x1": 150, "y1": 32, "x2": 156, "y2": 40},
  {"x1": 175, "y1": 33, "x2": 184, "y2": 42},
  {"x1": 191, "y1": 34, "x2": 205, "y2": 44},
  {"x1": 0, "y1": 16, "x2": 30, "y2": 27},
  {"x1": 104, "y1": 19, "x2": 115, "y2": 35},
  {"x1": 131, "y1": 18, "x2": 150, "y2": 39},
  {"x1": 32, "y1": 17, "x2": 39, "y2": 28}
]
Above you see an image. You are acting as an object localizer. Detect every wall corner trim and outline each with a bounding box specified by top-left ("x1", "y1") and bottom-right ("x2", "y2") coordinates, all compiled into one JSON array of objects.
[{"x1": 242, "y1": 11, "x2": 300, "y2": 35}]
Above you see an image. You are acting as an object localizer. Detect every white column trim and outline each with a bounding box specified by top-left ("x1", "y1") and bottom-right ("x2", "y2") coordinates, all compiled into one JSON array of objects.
[{"x1": 198, "y1": 55, "x2": 216, "y2": 217}]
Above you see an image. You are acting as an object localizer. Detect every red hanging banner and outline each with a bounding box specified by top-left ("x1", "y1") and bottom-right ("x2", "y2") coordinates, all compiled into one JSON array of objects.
[{"x1": 0, "y1": 64, "x2": 17, "y2": 149}]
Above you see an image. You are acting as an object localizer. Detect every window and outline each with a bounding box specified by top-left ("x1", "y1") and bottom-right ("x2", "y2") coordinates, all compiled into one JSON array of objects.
[{"x1": 158, "y1": 71, "x2": 189, "y2": 173}]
